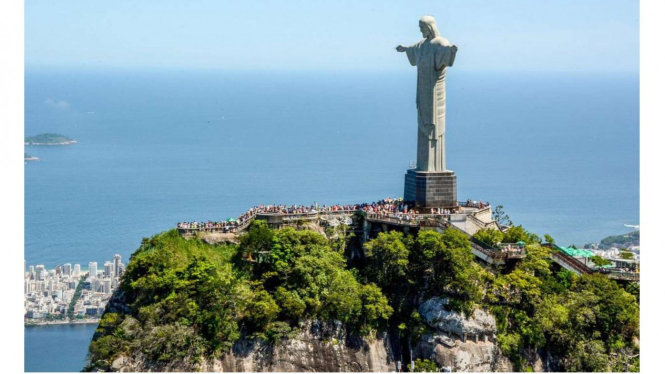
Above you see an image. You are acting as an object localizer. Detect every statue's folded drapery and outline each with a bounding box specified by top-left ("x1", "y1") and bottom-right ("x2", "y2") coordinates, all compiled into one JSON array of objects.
[{"x1": 404, "y1": 36, "x2": 457, "y2": 172}]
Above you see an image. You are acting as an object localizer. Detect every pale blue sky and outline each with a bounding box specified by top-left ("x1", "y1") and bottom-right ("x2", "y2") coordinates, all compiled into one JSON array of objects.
[{"x1": 25, "y1": 0, "x2": 639, "y2": 72}]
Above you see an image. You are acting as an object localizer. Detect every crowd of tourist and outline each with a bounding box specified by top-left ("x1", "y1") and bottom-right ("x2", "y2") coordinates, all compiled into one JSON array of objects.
[
  {"x1": 177, "y1": 220, "x2": 242, "y2": 233},
  {"x1": 177, "y1": 198, "x2": 490, "y2": 232},
  {"x1": 427, "y1": 207, "x2": 457, "y2": 215},
  {"x1": 461, "y1": 199, "x2": 490, "y2": 209},
  {"x1": 500, "y1": 243, "x2": 526, "y2": 255}
]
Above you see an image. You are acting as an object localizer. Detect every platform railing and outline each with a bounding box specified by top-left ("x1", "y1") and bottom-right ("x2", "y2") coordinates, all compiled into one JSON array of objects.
[
  {"x1": 365, "y1": 213, "x2": 420, "y2": 227},
  {"x1": 550, "y1": 251, "x2": 592, "y2": 275},
  {"x1": 458, "y1": 201, "x2": 491, "y2": 209},
  {"x1": 598, "y1": 268, "x2": 640, "y2": 281}
]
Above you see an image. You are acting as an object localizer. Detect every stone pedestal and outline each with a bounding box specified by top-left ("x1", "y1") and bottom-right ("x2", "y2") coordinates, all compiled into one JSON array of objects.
[{"x1": 404, "y1": 169, "x2": 458, "y2": 209}]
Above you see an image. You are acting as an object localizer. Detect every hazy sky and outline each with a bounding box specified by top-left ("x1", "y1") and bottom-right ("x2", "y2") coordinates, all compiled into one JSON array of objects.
[{"x1": 25, "y1": 0, "x2": 639, "y2": 72}]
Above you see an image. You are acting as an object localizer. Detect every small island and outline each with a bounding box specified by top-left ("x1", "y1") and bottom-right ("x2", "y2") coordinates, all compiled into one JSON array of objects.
[
  {"x1": 24, "y1": 153, "x2": 40, "y2": 161},
  {"x1": 25, "y1": 133, "x2": 77, "y2": 146}
]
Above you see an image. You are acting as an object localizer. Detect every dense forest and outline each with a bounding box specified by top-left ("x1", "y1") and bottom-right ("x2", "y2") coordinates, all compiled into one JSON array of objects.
[{"x1": 86, "y1": 221, "x2": 639, "y2": 372}]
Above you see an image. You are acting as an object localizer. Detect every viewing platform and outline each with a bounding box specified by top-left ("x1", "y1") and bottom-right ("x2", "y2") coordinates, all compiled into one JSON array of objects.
[
  {"x1": 174, "y1": 201, "x2": 638, "y2": 283},
  {"x1": 176, "y1": 201, "x2": 496, "y2": 232}
]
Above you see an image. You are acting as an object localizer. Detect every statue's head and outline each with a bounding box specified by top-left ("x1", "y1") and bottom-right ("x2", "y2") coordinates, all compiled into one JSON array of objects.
[{"x1": 419, "y1": 15, "x2": 441, "y2": 39}]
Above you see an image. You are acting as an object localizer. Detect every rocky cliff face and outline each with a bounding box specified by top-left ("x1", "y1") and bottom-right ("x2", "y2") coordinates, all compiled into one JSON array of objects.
[
  {"x1": 211, "y1": 321, "x2": 395, "y2": 372},
  {"x1": 414, "y1": 297, "x2": 513, "y2": 372},
  {"x1": 414, "y1": 334, "x2": 512, "y2": 372},
  {"x1": 419, "y1": 297, "x2": 496, "y2": 339},
  {"x1": 108, "y1": 320, "x2": 396, "y2": 372},
  {"x1": 104, "y1": 295, "x2": 519, "y2": 372}
]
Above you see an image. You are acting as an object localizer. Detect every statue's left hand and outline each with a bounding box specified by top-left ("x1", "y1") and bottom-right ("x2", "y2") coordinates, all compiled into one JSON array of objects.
[{"x1": 396, "y1": 45, "x2": 407, "y2": 52}]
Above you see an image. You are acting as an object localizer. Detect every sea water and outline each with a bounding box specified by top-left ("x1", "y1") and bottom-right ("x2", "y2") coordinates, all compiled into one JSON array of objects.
[
  {"x1": 24, "y1": 68, "x2": 639, "y2": 371},
  {"x1": 24, "y1": 324, "x2": 98, "y2": 372}
]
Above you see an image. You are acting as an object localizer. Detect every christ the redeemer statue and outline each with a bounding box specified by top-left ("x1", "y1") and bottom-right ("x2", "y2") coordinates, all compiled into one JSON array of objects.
[{"x1": 397, "y1": 16, "x2": 457, "y2": 172}]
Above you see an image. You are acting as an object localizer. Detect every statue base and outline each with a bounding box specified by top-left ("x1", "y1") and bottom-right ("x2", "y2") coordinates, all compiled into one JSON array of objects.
[{"x1": 404, "y1": 169, "x2": 458, "y2": 209}]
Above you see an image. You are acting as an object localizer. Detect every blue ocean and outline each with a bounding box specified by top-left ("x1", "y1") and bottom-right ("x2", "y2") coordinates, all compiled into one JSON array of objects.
[{"x1": 24, "y1": 68, "x2": 639, "y2": 371}]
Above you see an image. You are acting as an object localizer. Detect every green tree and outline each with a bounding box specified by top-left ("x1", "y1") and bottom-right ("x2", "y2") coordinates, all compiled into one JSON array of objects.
[
  {"x1": 240, "y1": 220, "x2": 274, "y2": 261},
  {"x1": 544, "y1": 234, "x2": 556, "y2": 244},
  {"x1": 363, "y1": 231, "x2": 410, "y2": 291},
  {"x1": 268, "y1": 228, "x2": 302, "y2": 278},
  {"x1": 472, "y1": 228, "x2": 503, "y2": 247},
  {"x1": 245, "y1": 289, "x2": 280, "y2": 331},
  {"x1": 263, "y1": 321, "x2": 296, "y2": 344},
  {"x1": 414, "y1": 229, "x2": 484, "y2": 314},
  {"x1": 503, "y1": 225, "x2": 540, "y2": 244},
  {"x1": 322, "y1": 270, "x2": 363, "y2": 324},
  {"x1": 554, "y1": 269, "x2": 575, "y2": 290},
  {"x1": 359, "y1": 283, "x2": 393, "y2": 333},
  {"x1": 492, "y1": 204, "x2": 513, "y2": 227},
  {"x1": 412, "y1": 358, "x2": 439, "y2": 372},
  {"x1": 273, "y1": 286, "x2": 306, "y2": 320},
  {"x1": 619, "y1": 251, "x2": 634, "y2": 260},
  {"x1": 590, "y1": 255, "x2": 612, "y2": 267}
]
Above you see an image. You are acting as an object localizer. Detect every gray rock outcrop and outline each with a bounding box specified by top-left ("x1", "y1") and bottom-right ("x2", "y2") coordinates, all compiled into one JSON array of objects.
[
  {"x1": 212, "y1": 320, "x2": 395, "y2": 372},
  {"x1": 414, "y1": 297, "x2": 512, "y2": 372},
  {"x1": 108, "y1": 320, "x2": 396, "y2": 372},
  {"x1": 419, "y1": 297, "x2": 496, "y2": 338},
  {"x1": 414, "y1": 334, "x2": 513, "y2": 372}
]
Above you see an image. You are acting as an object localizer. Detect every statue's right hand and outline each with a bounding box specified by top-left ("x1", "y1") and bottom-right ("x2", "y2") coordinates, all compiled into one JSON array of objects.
[{"x1": 396, "y1": 45, "x2": 407, "y2": 52}]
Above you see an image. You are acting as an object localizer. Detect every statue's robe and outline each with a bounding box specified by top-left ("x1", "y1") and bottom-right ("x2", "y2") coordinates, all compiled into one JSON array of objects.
[{"x1": 405, "y1": 36, "x2": 457, "y2": 172}]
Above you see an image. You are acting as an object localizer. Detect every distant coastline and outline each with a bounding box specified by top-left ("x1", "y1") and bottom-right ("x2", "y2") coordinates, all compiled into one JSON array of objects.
[
  {"x1": 25, "y1": 318, "x2": 100, "y2": 327},
  {"x1": 25, "y1": 133, "x2": 77, "y2": 146},
  {"x1": 25, "y1": 153, "x2": 40, "y2": 161}
]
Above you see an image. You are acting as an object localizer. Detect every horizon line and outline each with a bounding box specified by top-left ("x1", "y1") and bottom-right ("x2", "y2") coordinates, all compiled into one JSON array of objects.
[{"x1": 24, "y1": 64, "x2": 640, "y2": 75}]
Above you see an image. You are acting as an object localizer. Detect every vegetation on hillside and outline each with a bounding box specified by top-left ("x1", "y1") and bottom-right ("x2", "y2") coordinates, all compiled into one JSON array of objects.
[
  {"x1": 67, "y1": 276, "x2": 87, "y2": 320},
  {"x1": 86, "y1": 223, "x2": 391, "y2": 371},
  {"x1": 25, "y1": 133, "x2": 75, "y2": 144},
  {"x1": 362, "y1": 227, "x2": 639, "y2": 372},
  {"x1": 86, "y1": 221, "x2": 639, "y2": 372}
]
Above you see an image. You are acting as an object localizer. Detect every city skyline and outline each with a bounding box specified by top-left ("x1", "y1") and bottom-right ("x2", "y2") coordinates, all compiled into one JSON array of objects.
[{"x1": 24, "y1": 254, "x2": 125, "y2": 323}]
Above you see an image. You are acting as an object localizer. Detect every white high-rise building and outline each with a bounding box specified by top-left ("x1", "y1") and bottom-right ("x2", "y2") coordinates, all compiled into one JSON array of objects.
[
  {"x1": 35, "y1": 265, "x2": 46, "y2": 280},
  {"x1": 29, "y1": 265, "x2": 35, "y2": 279},
  {"x1": 91, "y1": 278, "x2": 102, "y2": 293},
  {"x1": 104, "y1": 261, "x2": 114, "y2": 279},
  {"x1": 63, "y1": 263, "x2": 71, "y2": 276},
  {"x1": 73, "y1": 264, "x2": 81, "y2": 277},
  {"x1": 113, "y1": 254, "x2": 122, "y2": 278},
  {"x1": 103, "y1": 279, "x2": 112, "y2": 294},
  {"x1": 89, "y1": 262, "x2": 98, "y2": 277}
]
